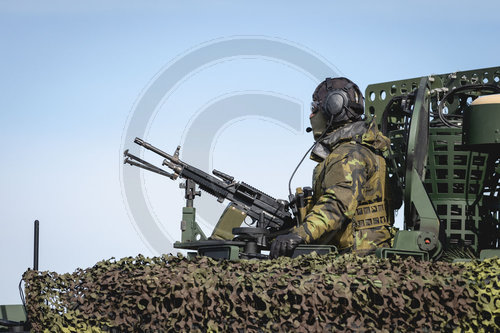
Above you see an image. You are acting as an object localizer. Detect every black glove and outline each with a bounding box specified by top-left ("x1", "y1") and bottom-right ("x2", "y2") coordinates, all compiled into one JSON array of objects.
[{"x1": 270, "y1": 233, "x2": 304, "y2": 259}]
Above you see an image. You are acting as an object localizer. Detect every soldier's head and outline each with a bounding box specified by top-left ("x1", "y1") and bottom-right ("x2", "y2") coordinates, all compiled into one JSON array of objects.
[{"x1": 309, "y1": 77, "x2": 364, "y2": 140}]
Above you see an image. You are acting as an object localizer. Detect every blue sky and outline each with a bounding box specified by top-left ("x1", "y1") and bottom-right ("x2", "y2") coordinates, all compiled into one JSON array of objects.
[{"x1": 1, "y1": 0, "x2": 499, "y2": 303}]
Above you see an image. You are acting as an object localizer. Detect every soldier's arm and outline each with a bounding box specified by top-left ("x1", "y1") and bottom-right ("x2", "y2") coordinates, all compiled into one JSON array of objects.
[{"x1": 292, "y1": 144, "x2": 369, "y2": 243}]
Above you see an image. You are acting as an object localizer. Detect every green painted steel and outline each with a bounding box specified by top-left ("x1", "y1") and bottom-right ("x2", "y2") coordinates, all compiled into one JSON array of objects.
[
  {"x1": 404, "y1": 78, "x2": 441, "y2": 245},
  {"x1": 366, "y1": 66, "x2": 500, "y2": 258},
  {"x1": 464, "y1": 102, "x2": 500, "y2": 148},
  {"x1": 424, "y1": 127, "x2": 488, "y2": 250},
  {"x1": 198, "y1": 245, "x2": 241, "y2": 260},
  {"x1": 0, "y1": 304, "x2": 27, "y2": 330},
  {"x1": 479, "y1": 249, "x2": 500, "y2": 259},
  {"x1": 365, "y1": 66, "x2": 500, "y2": 124},
  {"x1": 291, "y1": 244, "x2": 337, "y2": 257},
  {"x1": 179, "y1": 206, "x2": 206, "y2": 243}
]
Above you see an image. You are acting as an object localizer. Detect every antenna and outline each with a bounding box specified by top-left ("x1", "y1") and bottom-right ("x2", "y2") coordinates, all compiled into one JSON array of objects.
[{"x1": 33, "y1": 220, "x2": 39, "y2": 270}]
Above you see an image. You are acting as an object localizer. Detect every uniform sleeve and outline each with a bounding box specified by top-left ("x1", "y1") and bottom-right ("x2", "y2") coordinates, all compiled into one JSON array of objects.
[{"x1": 292, "y1": 145, "x2": 369, "y2": 243}]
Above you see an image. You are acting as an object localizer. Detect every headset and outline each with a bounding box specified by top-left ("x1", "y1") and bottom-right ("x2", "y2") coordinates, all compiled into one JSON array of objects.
[{"x1": 321, "y1": 78, "x2": 364, "y2": 124}]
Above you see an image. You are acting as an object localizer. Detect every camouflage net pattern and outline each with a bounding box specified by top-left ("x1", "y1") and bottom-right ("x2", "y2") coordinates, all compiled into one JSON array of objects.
[{"x1": 23, "y1": 253, "x2": 499, "y2": 332}]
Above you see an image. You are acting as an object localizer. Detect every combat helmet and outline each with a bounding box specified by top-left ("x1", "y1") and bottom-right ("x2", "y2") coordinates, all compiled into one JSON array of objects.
[{"x1": 310, "y1": 77, "x2": 364, "y2": 140}]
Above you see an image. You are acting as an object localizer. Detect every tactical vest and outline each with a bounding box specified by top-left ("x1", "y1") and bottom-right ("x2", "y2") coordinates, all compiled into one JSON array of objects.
[{"x1": 313, "y1": 140, "x2": 393, "y2": 254}]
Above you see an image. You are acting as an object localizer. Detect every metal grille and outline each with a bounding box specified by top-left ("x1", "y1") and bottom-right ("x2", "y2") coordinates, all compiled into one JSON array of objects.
[{"x1": 424, "y1": 127, "x2": 488, "y2": 249}]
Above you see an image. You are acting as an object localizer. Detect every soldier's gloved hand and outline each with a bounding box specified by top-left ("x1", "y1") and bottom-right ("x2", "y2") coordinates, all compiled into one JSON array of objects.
[{"x1": 270, "y1": 233, "x2": 304, "y2": 259}]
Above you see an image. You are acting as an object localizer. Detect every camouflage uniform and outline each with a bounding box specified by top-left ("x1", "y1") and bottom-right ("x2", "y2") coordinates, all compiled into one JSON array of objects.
[{"x1": 292, "y1": 119, "x2": 393, "y2": 255}]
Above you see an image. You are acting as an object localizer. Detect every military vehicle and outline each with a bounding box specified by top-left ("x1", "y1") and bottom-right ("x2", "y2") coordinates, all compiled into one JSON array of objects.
[
  {"x1": 0, "y1": 221, "x2": 37, "y2": 332},
  {"x1": 124, "y1": 65, "x2": 500, "y2": 262},
  {"x1": 5, "y1": 66, "x2": 499, "y2": 331}
]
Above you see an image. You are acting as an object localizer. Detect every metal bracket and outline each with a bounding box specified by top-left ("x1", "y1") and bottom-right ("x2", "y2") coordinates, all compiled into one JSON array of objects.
[{"x1": 180, "y1": 206, "x2": 206, "y2": 243}]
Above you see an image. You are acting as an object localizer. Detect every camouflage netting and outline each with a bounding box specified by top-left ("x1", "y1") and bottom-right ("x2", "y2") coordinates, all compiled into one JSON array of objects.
[{"x1": 23, "y1": 253, "x2": 499, "y2": 332}]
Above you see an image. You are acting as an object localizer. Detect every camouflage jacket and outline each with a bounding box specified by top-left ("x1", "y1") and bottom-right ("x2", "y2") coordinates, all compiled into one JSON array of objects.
[{"x1": 292, "y1": 119, "x2": 393, "y2": 255}]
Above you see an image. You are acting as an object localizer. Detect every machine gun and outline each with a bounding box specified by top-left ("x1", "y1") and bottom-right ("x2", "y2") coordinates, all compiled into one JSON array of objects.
[{"x1": 124, "y1": 138, "x2": 299, "y2": 259}]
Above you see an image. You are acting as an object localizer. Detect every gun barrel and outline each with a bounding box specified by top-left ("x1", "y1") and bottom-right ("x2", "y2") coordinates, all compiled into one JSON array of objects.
[
  {"x1": 134, "y1": 137, "x2": 178, "y2": 162},
  {"x1": 133, "y1": 137, "x2": 145, "y2": 146}
]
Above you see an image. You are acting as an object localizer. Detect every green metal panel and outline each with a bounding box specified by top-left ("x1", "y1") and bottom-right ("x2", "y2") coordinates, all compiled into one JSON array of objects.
[
  {"x1": 376, "y1": 248, "x2": 429, "y2": 260},
  {"x1": 0, "y1": 304, "x2": 27, "y2": 330},
  {"x1": 291, "y1": 244, "x2": 337, "y2": 258},
  {"x1": 463, "y1": 102, "x2": 500, "y2": 147},
  {"x1": 0, "y1": 305, "x2": 26, "y2": 322},
  {"x1": 479, "y1": 249, "x2": 500, "y2": 259},
  {"x1": 198, "y1": 245, "x2": 241, "y2": 260}
]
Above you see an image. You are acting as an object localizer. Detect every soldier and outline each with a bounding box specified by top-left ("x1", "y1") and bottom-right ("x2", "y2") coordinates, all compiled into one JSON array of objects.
[{"x1": 270, "y1": 77, "x2": 394, "y2": 258}]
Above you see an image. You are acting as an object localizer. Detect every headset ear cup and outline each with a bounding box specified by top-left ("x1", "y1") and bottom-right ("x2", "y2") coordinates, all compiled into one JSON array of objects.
[{"x1": 323, "y1": 90, "x2": 348, "y2": 121}]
